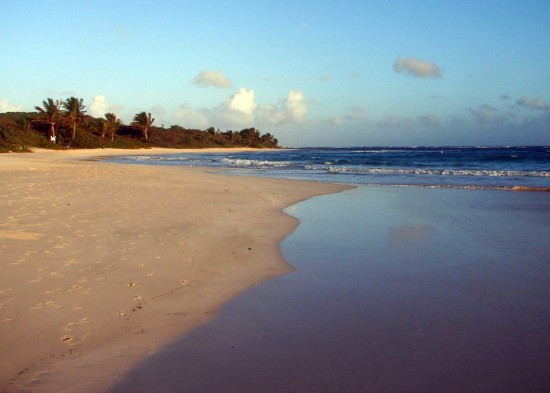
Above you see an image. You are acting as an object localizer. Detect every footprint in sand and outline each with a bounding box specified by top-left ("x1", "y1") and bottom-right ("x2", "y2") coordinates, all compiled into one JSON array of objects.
[
  {"x1": 45, "y1": 300, "x2": 64, "y2": 308},
  {"x1": 60, "y1": 335, "x2": 74, "y2": 342},
  {"x1": 128, "y1": 282, "x2": 137, "y2": 287},
  {"x1": 117, "y1": 312, "x2": 127, "y2": 317}
]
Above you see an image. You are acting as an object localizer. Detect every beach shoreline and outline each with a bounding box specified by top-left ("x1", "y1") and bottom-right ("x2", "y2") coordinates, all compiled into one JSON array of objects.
[{"x1": 0, "y1": 148, "x2": 349, "y2": 392}]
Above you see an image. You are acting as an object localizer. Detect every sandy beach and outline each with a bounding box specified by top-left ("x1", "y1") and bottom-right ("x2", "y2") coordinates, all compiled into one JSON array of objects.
[{"x1": 0, "y1": 148, "x2": 348, "y2": 392}]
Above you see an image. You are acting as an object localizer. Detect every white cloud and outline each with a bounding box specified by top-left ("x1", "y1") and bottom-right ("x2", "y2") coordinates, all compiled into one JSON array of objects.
[
  {"x1": 0, "y1": 99, "x2": 22, "y2": 113},
  {"x1": 209, "y1": 87, "x2": 259, "y2": 127},
  {"x1": 89, "y1": 94, "x2": 122, "y2": 118},
  {"x1": 262, "y1": 90, "x2": 308, "y2": 125},
  {"x1": 286, "y1": 91, "x2": 308, "y2": 122},
  {"x1": 228, "y1": 88, "x2": 257, "y2": 114},
  {"x1": 393, "y1": 57, "x2": 442, "y2": 78},
  {"x1": 193, "y1": 70, "x2": 233, "y2": 88},
  {"x1": 516, "y1": 96, "x2": 549, "y2": 110},
  {"x1": 169, "y1": 89, "x2": 309, "y2": 131},
  {"x1": 89, "y1": 95, "x2": 109, "y2": 117}
]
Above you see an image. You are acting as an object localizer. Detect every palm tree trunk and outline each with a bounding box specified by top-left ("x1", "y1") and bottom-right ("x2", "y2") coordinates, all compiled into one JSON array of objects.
[
  {"x1": 71, "y1": 123, "x2": 76, "y2": 140},
  {"x1": 49, "y1": 122, "x2": 56, "y2": 140}
]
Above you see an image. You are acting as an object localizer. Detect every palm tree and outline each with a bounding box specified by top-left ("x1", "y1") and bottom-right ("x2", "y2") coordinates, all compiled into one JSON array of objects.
[
  {"x1": 62, "y1": 97, "x2": 86, "y2": 140},
  {"x1": 101, "y1": 112, "x2": 122, "y2": 141},
  {"x1": 132, "y1": 112, "x2": 154, "y2": 140},
  {"x1": 35, "y1": 98, "x2": 62, "y2": 141}
]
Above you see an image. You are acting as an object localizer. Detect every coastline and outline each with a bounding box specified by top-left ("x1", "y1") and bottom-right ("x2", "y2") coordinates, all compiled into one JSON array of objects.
[
  {"x1": 108, "y1": 185, "x2": 550, "y2": 392},
  {"x1": 0, "y1": 148, "x2": 349, "y2": 392}
]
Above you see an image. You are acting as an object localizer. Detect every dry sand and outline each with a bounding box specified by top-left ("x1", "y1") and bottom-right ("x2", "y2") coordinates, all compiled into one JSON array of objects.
[{"x1": 0, "y1": 148, "x2": 348, "y2": 392}]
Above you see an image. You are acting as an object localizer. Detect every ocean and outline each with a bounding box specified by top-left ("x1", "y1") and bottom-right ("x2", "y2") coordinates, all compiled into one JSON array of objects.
[
  {"x1": 110, "y1": 146, "x2": 550, "y2": 190},
  {"x1": 107, "y1": 146, "x2": 550, "y2": 392}
]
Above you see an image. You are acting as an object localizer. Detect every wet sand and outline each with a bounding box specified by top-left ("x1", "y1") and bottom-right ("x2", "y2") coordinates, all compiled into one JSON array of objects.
[
  {"x1": 108, "y1": 186, "x2": 550, "y2": 393},
  {"x1": 0, "y1": 148, "x2": 348, "y2": 392}
]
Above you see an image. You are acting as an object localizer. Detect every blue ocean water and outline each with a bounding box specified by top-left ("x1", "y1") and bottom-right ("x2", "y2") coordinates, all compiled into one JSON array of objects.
[{"x1": 111, "y1": 146, "x2": 550, "y2": 190}]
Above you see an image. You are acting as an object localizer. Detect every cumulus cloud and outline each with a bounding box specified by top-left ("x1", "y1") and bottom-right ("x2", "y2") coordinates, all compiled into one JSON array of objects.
[
  {"x1": 0, "y1": 99, "x2": 22, "y2": 113},
  {"x1": 393, "y1": 57, "x2": 442, "y2": 78},
  {"x1": 516, "y1": 96, "x2": 549, "y2": 110},
  {"x1": 193, "y1": 70, "x2": 233, "y2": 88},
  {"x1": 170, "y1": 88, "x2": 309, "y2": 130},
  {"x1": 286, "y1": 91, "x2": 308, "y2": 122},
  {"x1": 208, "y1": 87, "x2": 259, "y2": 127},
  {"x1": 88, "y1": 94, "x2": 122, "y2": 118},
  {"x1": 228, "y1": 88, "x2": 257, "y2": 114},
  {"x1": 263, "y1": 90, "x2": 308, "y2": 125},
  {"x1": 89, "y1": 95, "x2": 109, "y2": 117}
]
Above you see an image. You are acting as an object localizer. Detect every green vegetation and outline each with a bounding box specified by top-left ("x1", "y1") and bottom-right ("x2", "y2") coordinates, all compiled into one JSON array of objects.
[
  {"x1": 131, "y1": 112, "x2": 154, "y2": 140},
  {"x1": 1, "y1": 97, "x2": 279, "y2": 153},
  {"x1": 61, "y1": 97, "x2": 86, "y2": 141}
]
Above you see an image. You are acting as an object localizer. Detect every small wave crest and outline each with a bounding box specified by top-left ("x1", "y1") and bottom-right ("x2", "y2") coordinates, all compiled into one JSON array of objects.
[
  {"x1": 220, "y1": 157, "x2": 293, "y2": 168},
  {"x1": 313, "y1": 166, "x2": 550, "y2": 178}
]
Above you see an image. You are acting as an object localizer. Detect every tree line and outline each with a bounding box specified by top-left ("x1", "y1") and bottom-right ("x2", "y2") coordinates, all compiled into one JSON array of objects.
[{"x1": 0, "y1": 97, "x2": 279, "y2": 151}]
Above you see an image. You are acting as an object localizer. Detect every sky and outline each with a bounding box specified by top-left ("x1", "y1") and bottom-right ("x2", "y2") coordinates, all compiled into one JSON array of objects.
[{"x1": 1, "y1": 0, "x2": 549, "y2": 147}]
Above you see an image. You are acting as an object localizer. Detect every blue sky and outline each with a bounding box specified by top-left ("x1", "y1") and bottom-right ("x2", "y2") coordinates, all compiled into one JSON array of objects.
[{"x1": 1, "y1": 0, "x2": 549, "y2": 146}]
